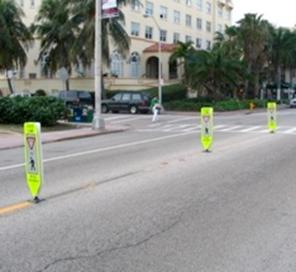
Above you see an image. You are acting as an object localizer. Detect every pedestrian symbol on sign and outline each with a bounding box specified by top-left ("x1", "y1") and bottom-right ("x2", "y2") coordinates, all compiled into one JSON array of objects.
[{"x1": 27, "y1": 137, "x2": 35, "y2": 150}]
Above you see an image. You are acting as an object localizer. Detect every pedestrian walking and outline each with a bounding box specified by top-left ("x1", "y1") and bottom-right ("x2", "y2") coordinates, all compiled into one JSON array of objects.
[{"x1": 150, "y1": 96, "x2": 161, "y2": 122}]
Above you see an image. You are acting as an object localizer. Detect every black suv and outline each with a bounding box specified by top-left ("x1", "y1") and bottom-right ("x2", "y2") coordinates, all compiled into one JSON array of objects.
[
  {"x1": 102, "y1": 91, "x2": 151, "y2": 114},
  {"x1": 57, "y1": 90, "x2": 94, "y2": 106}
]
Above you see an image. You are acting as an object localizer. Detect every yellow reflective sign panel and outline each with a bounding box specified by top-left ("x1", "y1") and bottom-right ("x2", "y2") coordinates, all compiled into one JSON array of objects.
[
  {"x1": 24, "y1": 122, "x2": 43, "y2": 198},
  {"x1": 267, "y1": 102, "x2": 277, "y2": 133},
  {"x1": 201, "y1": 107, "x2": 214, "y2": 151}
]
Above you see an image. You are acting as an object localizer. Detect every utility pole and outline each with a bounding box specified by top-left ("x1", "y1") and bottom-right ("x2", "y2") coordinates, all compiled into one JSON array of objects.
[{"x1": 93, "y1": 0, "x2": 105, "y2": 130}]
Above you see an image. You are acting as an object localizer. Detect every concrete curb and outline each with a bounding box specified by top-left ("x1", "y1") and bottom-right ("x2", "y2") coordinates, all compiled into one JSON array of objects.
[{"x1": 0, "y1": 126, "x2": 128, "y2": 151}]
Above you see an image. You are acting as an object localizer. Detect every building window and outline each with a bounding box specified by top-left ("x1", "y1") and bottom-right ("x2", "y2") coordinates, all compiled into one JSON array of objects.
[
  {"x1": 160, "y1": 6, "x2": 168, "y2": 20},
  {"x1": 145, "y1": 1, "x2": 154, "y2": 16},
  {"x1": 145, "y1": 26, "x2": 153, "y2": 39},
  {"x1": 174, "y1": 10, "x2": 181, "y2": 24},
  {"x1": 131, "y1": 0, "x2": 141, "y2": 11},
  {"x1": 218, "y1": 24, "x2": 223, "y2": 33},
  {"x1": 196, "y1": 0, "x2": 203, "y2": 10},
  {"x1": 29, "y1": 73, "x2": 37, "y2": 79},
  {"x1": 196, "y1": 18, "x2": 202, "y2": 30},
  {"x1": 226, "y1": 9, "x2": 231, "y2": 20},
  {"x1": 218, "y1": 5, "x2": 223, "y2": 17},
  {"x1": 206, "y1": 40, "x2": 212, "y2": 50},
  {"x1": 130, "y1": 52, "x2": 141, "y2": 78},
  {"x1": 186, "y1": 0, "x2": 192, "y2": 6},
  {"x1": 196, "y1": 38, "x2": 202, "y2": 49},
  {"x1": 206, "y1": 21, "x2": 211, "y2": 32},
  {"x1": 30, "y1": 0, "x2": 35, "y2": 8},
  {"x1": 173, "y1": 32, "x2": 180, "y2": 44},
  {"x1": 131, "y1": 22, "x2": 140, "y2": 37},
  {"x1": 206, "y1": 1, "x2": 211, "y2": 14},
  {"x1": 110, "y1": 51, "x2": 124, "y2": 77},
  {"x1": 185, "y1": 14, "x2": 192, "y2": 27},
  {"x1": 185, "y1": 35, "x2": 192, "y2": 43},
  {"x1": 160, "y1": 29, "x2": 167, "y2": 42}
]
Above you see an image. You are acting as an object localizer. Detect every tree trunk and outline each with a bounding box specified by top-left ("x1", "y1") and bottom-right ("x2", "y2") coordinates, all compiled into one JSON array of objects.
[
  {"x1": 65, "y1": 79, "x2": 70, "y2": 91},
  {"x1": 7, "y1": 78, "x2": 14, "y2": 94}
]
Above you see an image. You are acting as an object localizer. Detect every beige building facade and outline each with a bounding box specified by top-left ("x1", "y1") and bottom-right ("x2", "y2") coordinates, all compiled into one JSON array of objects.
[{"x1": 0, "y1": 0, "x2": 233, "y2": 95}]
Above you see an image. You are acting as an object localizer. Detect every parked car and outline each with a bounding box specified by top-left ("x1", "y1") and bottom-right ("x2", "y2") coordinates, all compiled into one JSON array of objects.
[
  {"x1": 290, "y1": 98, "x2": 296, "y2": 108},
  {"x1": 56, "y1": 90, "x2": 94, "y2": 106},
  {"x1": 101, "y1": 91, "x2": 151, "y2": 114}
]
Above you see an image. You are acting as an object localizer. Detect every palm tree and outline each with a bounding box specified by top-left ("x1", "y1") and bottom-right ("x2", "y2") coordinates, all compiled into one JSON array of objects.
[
  {"x1": 70, "y1": 0, "x2": 132, "y2": 66},
  {"x1": 185, "y1": 47, "x2": 245, "y2": 99},
  {"x1": 33, "y1": 0, "x2": 80, "y2": 90},
  {"x1": 170, "y1": 41, "x2": 195, "y2": 85},
  {"x1": 235, "y1": 14, "x2": 271, "y2": 98},
  {"x1": 268, "y1": 27, "x2": 296, "y2": 101},
  {"x1": 0, "y1": 0, "x2": 31, "y2": 94}
]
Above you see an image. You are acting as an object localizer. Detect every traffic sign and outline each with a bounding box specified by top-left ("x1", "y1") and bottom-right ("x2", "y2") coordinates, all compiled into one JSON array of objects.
[
  {"x1": 24, "y1": 122, "x2": 44, "y2": 202},
  {"x1": 201, "y1": 107, "x2": 214, "y2": 151},
  {"x1": 267, "y1": 102, "x2": 277, "y2": 133}
]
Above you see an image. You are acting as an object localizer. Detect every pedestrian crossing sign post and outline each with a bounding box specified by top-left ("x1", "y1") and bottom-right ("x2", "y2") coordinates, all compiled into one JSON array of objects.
[
  {"x1": 24, "y1": 122, "x2": 43, "y2": 203},
  {"x1": 201, "y1": 107, "x2": 214, "y2": 152},
  {"x1": 267, "y1": 102, "x2": 277, "y2": 133}
]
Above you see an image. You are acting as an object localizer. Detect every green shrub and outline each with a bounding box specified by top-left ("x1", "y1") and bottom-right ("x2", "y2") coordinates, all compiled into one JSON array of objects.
[
  {"x1": 164, "y1": 98, "x2": 268, "y2": 112},
  {"x1": 0, "y1": 96, "x2": 65, "y2": 126}
]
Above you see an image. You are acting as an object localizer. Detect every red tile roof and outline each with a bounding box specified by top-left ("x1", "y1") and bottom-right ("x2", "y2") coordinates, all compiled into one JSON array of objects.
[{"x1": 143, "y1": 43, "x2": 177, "y2": 53}]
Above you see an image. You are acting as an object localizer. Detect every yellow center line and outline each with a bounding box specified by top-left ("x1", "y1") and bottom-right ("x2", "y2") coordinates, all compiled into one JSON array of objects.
[{"x1": 0, "y1": 201, "x2": 32, "y2": 216}]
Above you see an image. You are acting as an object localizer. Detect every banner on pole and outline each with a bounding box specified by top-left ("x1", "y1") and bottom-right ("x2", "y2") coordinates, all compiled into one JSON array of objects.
[
  {"x1": 200, "y1": 107, "x2": 214, "y2": 151},
  {"x1": 102, "y1": 0, "x2": 119, "y2": 19}
]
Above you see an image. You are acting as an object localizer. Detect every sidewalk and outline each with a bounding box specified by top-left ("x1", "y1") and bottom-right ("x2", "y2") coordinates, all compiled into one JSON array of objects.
[{"x1": 0, "y1": 124, "x2": 127, "y2": 151}]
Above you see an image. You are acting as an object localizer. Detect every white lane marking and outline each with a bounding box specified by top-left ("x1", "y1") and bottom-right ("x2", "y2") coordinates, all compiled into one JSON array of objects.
[
  {"x1": 0, "y1": 131, "x2": 197, "y2": 172},
  {"x1": 219, "y1": 126, "x2": 243, "y2": 132},
  {"x1": 283, "y1": 127, "x2": 296, "y2": 134},
  {"x1": 103, "y1": 115, "x2": 131, "y2": 121},
  {"x1": 239, "y1": 126, "x2": 261, "y2": 132},
  {"x1": 110, "y1": 117, "x2": 143, "y2": 124}
]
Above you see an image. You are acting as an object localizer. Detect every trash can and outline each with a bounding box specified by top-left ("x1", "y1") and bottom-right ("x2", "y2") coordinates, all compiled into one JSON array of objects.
[{"x1": 71, "y1": 107, "x2": 83, "y2": 122}]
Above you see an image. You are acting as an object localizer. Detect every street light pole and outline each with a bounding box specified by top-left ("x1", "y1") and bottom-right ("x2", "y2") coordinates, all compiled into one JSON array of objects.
[
  {"x1": 143, "y1": 14, "x2": 163, "y2": 106},
  {"x1": 93, "y1": 0, "x2": 105, "y2": 130}
]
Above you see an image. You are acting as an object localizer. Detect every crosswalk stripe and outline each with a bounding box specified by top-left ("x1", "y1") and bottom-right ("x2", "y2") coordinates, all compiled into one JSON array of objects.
[
  {"x1": 239, "y1": 126, "x2": 261, "y2": 132},
  {"x1": 167, "y1": 117, "x2": 197, "y2": 124},
  {"x1": 219, "y1": 126, "x2": 243, "y2": 132},
  {"x1": 214, "y1": 125, "x2": 227, "y2": 130},
  {"x1": 183, "y1": 125, "x2": 200, "y2": 132}
]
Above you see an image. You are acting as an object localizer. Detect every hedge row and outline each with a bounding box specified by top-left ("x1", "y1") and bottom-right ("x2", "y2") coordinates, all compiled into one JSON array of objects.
[
  {"x1": 0, "y1": 96, "x2": 66, "y2": 126},
  {"x1": 164, "y1": 99, "x2": 270, "y2": 112}
]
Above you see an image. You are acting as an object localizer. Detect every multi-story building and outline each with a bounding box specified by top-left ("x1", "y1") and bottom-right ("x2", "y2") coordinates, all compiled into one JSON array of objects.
[{"x1": 0, "y1": 0, "x2": 233, "y2": 94}]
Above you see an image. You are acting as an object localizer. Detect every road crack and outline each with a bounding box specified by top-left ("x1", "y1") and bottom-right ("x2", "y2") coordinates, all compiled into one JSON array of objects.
[{"x1": 36, "y1": 213, "x2": 183, "y2": 272}]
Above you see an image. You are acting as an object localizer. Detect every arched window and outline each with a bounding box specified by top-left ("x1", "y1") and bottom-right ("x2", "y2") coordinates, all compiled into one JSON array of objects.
[
  {"x1": 130, "y1": 52, "x2": 141, "y2": 78},
  {"x1": 110, "y1": 51, "x2": 123, "y2": 77}
]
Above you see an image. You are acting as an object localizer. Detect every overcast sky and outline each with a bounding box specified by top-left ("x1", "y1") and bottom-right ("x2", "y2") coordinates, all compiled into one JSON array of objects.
[{"x1": 232, "y1": 0, "x2": 296, "y2": 28}]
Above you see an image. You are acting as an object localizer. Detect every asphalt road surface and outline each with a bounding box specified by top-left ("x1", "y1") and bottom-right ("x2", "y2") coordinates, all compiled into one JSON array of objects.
[{"x1": 1, "y1": 110, "x2": 296, "y2": 272}]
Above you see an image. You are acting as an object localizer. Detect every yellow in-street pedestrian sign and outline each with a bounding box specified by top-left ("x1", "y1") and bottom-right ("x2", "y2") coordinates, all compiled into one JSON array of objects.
[
  {"x1": 24, "y1": 122, "x2": 44, "y2": 202},
  {"x1": 267, "y1": 102, "x2": 277, "y2": 133},
  {"x1": 201, "y1": 107, "x2": 214, "y2": 152}
]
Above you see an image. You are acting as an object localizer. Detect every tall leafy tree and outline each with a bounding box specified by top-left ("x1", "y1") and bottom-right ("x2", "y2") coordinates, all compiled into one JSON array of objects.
[
  {"x1": 33, "y1": 0, "x2": 80, "y2": 90},
  {"x1": 0, "y1": 0, "x2": 31, "y2": 93}
]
